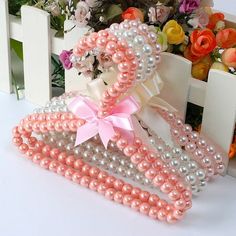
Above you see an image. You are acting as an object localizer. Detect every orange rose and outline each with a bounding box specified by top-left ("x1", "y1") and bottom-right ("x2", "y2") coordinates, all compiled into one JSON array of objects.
[
  {"x1": 222, "y1": 48, "x2": 236, "y2": 68},
  {"x1": 190, "y1": 29, "x2": 216, "y2": 58},
  {"x1": 216, "y1": 28, "x2": 236, "y2": 48},
  {"x1": 207, "y1": 12, "x2": 225, "y2": 30},
  {"x1": 122, "y1": 7, "x2": 144, "y2": 22},
  {"x1": 184, "y1": 45, "x2": 201, "y2": 62},
  {"x1": 229, "y1": 143, "x2": 236, "y2": 159}
]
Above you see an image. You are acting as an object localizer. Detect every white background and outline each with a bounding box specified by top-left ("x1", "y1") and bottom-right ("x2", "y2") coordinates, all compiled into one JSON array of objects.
[{"x1": 1, "y1": 1, "x2": 236, "y2": 236}]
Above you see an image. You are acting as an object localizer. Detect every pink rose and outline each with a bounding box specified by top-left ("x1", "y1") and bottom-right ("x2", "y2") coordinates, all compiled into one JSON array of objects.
[
  {"x1": 222, "y1": 48, "x2": 236, "y2": 68},
  {"x1": 75, "y1": 2, "x2": 91, "y2": 26},
  {"x1": 74, "y1": 56, "x2": 95, "y2": 78},
  {"x1": 97, "y1": 53, "x2": 113, "y2": 71},
  {"x1": 59, "y1": 50, "x2": 73, "y2": 70},
  {"x1": 148, "y1": 5, "x2": 170, "y2": 24},
  {"x1": 179, "y1": 0, "x2": 200, "y2": 14}
]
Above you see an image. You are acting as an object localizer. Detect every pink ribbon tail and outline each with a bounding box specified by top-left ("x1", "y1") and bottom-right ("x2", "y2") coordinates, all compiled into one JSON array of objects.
[{"x1": 75, "y1": 122, "x2": 98, "y2": 146}]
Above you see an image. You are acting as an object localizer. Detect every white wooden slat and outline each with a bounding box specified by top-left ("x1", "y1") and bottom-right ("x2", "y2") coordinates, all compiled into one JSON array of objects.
[
  {"x1": 21, "y1": 6, "x2": 51, "y2": 106},
  {"x1": 228, "y1": 159, "x2": 236, "y2": 177},
  {"x1": 0, "y1": 0, "x2": 12, "y2": 93},
  {"x1": 51, "y1": 30, "x2": 64, "y2": 55},
  {"x1": 201, "y1": 69, "x2": 236, "y2": 172},
  {"x1": 64, "y1": 20, "x2": 91, "y2": 93},
  {"x1": 158, "y1": 52, "x2": 192, "y2": 118},
  {"x1": 188, "y1": 78, "x2": 206, "y2": 107},
  {"x1": 9, "y1": 15, "x2": 22, "y2": 42}
]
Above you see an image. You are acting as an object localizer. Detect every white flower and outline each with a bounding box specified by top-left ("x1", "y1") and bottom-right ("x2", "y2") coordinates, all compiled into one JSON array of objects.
[
  {"x1": 85, "y1": 0, "x2": 101, "y2": 8},
  {"x1": 74, "y1": 1, "x2": 91, "y2": 26},
  {"x1": 46, "y1": 2, "x2": 61, "y2": 16},
  {"x1": 188, "y1": 8, "x2": 209, "y2": 29}
]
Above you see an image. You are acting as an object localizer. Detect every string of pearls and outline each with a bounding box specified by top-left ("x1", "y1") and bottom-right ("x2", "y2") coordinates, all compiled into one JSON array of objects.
[
  {"x1": 42, "y1": 131, "x2": 152, "y2": 187},
  {"x1": 37, "y1": 93, "x2": 204, "y2": 194},
  {"x1": 157, "y1": 108, "x2": 226, "y2": 177},
  {"x1": 108, "y1": 19, "x2": 161, "y2": 81},
  {"x1": 138, "y1": 120, "x2": 207, "y2": 194},
  {"x1": 34, "y1": 92, "x2": 76, "y2": 114}
]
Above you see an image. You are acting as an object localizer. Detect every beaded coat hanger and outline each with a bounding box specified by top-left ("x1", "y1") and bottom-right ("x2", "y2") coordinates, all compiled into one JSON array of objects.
[{"x1": 12, "y1": 20, "x2": 226, "y2": 224}]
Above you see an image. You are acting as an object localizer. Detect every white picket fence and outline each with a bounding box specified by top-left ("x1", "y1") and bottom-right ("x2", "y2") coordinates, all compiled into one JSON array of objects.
[{"x1": 0, "y1": 0, "x2": 236, "y2": 176}]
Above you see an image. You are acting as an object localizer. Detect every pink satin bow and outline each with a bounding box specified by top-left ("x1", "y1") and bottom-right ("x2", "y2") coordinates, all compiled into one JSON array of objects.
[{"x1": 68, "y1": 95, "x2": 140, "y2": 148}]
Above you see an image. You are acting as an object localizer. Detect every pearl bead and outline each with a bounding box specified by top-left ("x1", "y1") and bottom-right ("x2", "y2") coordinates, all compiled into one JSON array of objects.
[
  {"x1": 189, "y1": 131, "x2": 199, "y2": 142},
  {"x1": 143, "y1": 44, "x2": 153, "y2": 55},
  {"x1": 207, "y1": 167, "x2": 215, "y2": 177},
  {"x1": 206, "y1": 145, "x2": 215, "y2": 155},
  {"x1": 217, "y1": 164, "x2": 225, "y2": 174},
  {"x1": 200, "y1": 180, "x2": 207, "y2": 188},
  {"x1": 74, "y1": 146, "x2": 85, "y2": 156},
  {"x1": 117, "y1": 166, "x2": 126, "y2": 176},
  {"x1": 134, "y1": 35, "x2": 145, "y2": 45},
  {"x1": 188, "y1": 161, "x2": 198, "y2": 171},
  {"x1": 172, "y1": 147, "x2": 182, "y2": 156},
  {"x1": 214, "y1": 153, "x2": 223, "y2": 164},
  {"x1": 202, "y1": 157, "x2": 212, "y2": 167},
  {"x1": 178, "y1": 136, "x2": 188, "y2": 146},
  {"x1": 180, "y1": 155, "x2": 190, "y2": 162},
  {"x1": 170, "y1": 159, "x2": 180, "y2": 168},
  {"x1": 156, "y1": 145, "x2": 164, "y2": 152},
  {"x1": 126, "y1": 169, "x2": 135, "y2": 178},
  {"x1": 179, "y1": 166, "x2": 189, "y2": 176},
  {"x1": 108, "y1": 161, "x2": 119, "y2": 172},
  {"x1": 198, "y1": 138, "x2": 207, "y2": 148},
  {"x1": 196, "y1": 169, "x2": 206, "y2": 180},
  {"x1": 185, "y1": 174, "x2": 197, "y2": 185},
  {"x1": 185, "y1": 142, "x2": 196, "y2": 153},
  {"x1": 82, "y1": 150, "x2": 93, "y2": 159},
  {"x1": 194, "y1": 149, "x2": 205, "y2": 159}
]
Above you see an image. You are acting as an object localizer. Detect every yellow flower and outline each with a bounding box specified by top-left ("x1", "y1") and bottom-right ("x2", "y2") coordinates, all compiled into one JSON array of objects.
[
  {"x1": 211, "y1": 62, "x2": 229, "y2": 72},
  {"x1": 163, "y1": 20, "x2": 185, "y2": 45},
  {"x1": 192, "y1": 61, "x2": 210, "y2": 81}
]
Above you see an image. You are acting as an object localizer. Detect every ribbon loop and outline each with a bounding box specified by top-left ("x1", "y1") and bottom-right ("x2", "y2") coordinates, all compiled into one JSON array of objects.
[{"x1": 68, "y1": 95, "x2": 139, "y2": 149}]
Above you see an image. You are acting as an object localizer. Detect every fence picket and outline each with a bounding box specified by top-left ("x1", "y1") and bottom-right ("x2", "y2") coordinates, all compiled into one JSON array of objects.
[
  {"x1": 158, "y1": 52, "x2": 192, "y2": 118},
  {"x1": 64, "y1": 21, "x2": 91, "y2": 93},
  {"x1": 0, "y1": 0, "x2": 12, "y2": 93},
  {"x1": 201, "y1": 70, "x2": 236, "y2": 170},
  {"x1": 21, "y1": 6, "x2": 51, "y2": 106}
]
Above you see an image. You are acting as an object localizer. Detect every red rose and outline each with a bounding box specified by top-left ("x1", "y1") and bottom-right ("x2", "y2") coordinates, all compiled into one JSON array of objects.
[{"x1": 122, "y1": 7, "x2": 144, "y2": 22}]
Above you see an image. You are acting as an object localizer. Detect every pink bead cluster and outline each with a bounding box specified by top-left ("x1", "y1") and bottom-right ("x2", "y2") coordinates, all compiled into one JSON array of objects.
[
  {"x1": 12, "y1": 111, "x2": 192, "y2": 224},
  {"x1": 159, "y1": 109, "x2": 226, "y2": 178},
  {"x1": 73, "y1": 30, "x2": 137, "y2": 118},
  {"x1": 73, "y1": 20, "x2": 161, "y2": 118}
]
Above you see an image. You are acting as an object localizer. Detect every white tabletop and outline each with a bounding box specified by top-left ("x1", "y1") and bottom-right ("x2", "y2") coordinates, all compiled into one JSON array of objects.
[{"x1": 1, "y1": 1, "x2": 236, "y2": 235}]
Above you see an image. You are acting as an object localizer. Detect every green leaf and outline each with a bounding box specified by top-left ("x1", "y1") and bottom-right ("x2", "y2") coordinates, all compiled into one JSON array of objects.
[
  {"x1": 106, "y1": 4, "x2": 123, "y2": 21},
  {"x1": 55, "y1": 30, "x2": 64, "y2": 37},
  {"x1": 10, "y1": 39, "x2": 23, "y2": 60}
]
